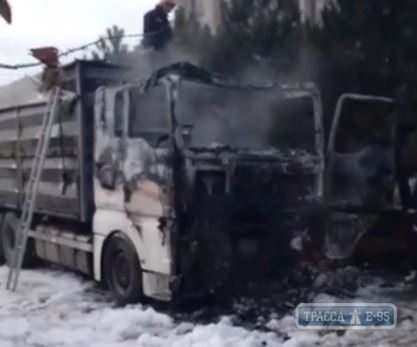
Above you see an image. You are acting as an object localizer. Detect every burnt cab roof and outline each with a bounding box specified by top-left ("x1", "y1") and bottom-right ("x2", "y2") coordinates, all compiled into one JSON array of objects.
[{"x1": 142, "y1": 61, "x2": 321, "y2": 98}]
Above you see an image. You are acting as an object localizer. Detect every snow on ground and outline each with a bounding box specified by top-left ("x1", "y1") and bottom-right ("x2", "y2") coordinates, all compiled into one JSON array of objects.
[
  {"x1": 0, "y1": 266, "x2": 417, "y2": 347},
  {"x1": 0, "y1": 266, "x2": 281, "y2": 347}
]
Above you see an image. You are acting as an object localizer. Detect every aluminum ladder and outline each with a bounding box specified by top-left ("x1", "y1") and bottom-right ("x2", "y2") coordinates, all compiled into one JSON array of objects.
[{"x1": 6, "y1": 87, "x2": 61, "y2": 291}]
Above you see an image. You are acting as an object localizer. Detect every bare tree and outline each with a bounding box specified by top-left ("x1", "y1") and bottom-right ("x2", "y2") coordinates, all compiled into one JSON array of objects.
[{"x1": 91, "y1": 25, "x2": 130, "y2": 63}]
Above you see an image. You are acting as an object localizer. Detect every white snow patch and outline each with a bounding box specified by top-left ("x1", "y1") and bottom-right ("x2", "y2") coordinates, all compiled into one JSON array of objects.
[
  {"x1": 1, "y1": 266, "x2": 417, "y2": 346},
  {"x1": 0, "y1": 318, "x2": 29, "y2": 338},
  {"x1": 0, "y1": 266, "x2": 283, "y2": 347},
  {"x1": 0, "y1": 340, "x2": 14, "y2": 347}
]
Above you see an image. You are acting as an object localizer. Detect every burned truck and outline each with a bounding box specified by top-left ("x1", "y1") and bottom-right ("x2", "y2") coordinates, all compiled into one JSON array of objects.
[
  {"x1": 323, "y1": 93, "x2": 417, "y2": 267},
  {"x1": 0, "y1": 61, "x2": 325, "y2": 303}
]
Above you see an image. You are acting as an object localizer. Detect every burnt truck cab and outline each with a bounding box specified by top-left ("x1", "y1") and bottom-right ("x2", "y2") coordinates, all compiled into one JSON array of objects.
[
  {"x1": 93, "y1": 62, "x2": 325, "y2": 300},
  {"x1": 324, "y1": 93, "x2": 417, "y2": 266}
]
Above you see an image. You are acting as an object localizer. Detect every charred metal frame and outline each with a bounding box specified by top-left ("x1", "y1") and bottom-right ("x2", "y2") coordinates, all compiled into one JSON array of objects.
[
  {"x1": 328, "y1": 93, "x2": 395, "y2": 154},
  {"x1": 322, "y1": 93, "x2": 417, "y2": 262},
  {"x1": 144, "y1": 62, "x2": 326, "y2": 196},
  {"x1": 139, "y1": 62, "x2": 326, "y2": 288},
  {"x1": 325, "y1": 93, "x2": 396, "y2": 213}
]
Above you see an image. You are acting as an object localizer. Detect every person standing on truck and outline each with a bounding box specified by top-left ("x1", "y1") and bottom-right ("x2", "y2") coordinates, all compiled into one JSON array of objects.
[{"x1": 142, "y1": 0, "x2": 176, "y2": 51}]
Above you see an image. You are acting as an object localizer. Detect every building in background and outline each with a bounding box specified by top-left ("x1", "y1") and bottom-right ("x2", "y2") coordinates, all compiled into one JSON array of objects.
[{"x1": 178, "y1": 0, "x2": 332, "y2": 35}]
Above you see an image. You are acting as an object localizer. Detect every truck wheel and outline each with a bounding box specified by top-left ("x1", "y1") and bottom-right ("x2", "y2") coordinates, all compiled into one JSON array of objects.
[
  {"x1": 0, "y1": 213, "x2": 35, "y2": 268},
  {"x1": 103, "y1": 233, "x2": 143, "y2": 305}
]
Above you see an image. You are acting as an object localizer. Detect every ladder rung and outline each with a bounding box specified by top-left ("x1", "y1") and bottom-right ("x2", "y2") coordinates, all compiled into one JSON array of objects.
[{"x1": 7, "y1": 87, "x2": 61, "y2": 292}]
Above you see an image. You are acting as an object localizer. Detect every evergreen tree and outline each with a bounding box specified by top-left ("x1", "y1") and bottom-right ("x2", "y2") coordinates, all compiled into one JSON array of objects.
[
  {"x1": 313, "y1": 0, "x2": 417, "y2": 110},
  {"x1": 301, "y1": 0, "x2": 417, "y2": 136},
  {"x1": 174, "y1": 6, "x2": 214, "y2": 65},
  {"x1": 174, "y1": 0, "x2": 303, "y2": 80}
]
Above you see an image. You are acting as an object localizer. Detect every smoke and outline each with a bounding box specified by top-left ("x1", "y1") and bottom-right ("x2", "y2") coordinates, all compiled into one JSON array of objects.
[
  {"x1": 236, "y1": 38, "x2": 322, "y2": 86},
  {"x1": 170, "y1": 38, "x2": 323, "y2": 151},
  {"x1": 175, "y1": 80, "x2": 316, "y2": 150},
  {"x1": 125, "y1": 74, "x2": 317, "y2": 151},
  {"x1": 177, "y1": 82, "x2": 274, "y2": 148},
  {"x1": 105, "y1": 31, "x2": 322, "y2": 152},
  {"x1": 119, "y1": 42, "x2": 202, "y2": 83}
]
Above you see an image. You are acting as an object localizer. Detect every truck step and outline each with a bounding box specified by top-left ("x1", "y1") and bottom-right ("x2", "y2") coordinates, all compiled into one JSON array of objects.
[{"x1": 30, "y1": 225, "x2": 93, "y2": 275}]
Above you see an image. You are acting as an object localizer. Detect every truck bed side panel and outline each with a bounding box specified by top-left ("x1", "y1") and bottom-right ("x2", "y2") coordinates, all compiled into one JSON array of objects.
[
  {"x1": 0, "y1": 61, "x2": 130, "y2": 223},
  {"x1": 0, "y1": 99, "x2": 80, "y2": 219}
]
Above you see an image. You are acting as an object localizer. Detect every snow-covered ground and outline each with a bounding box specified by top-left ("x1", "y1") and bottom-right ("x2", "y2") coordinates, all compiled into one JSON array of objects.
[{"x1": 0, "y1": 266, "x2": 416, "y2": 347}]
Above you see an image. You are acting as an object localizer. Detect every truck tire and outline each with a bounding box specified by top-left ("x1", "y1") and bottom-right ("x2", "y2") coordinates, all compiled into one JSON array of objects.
[
  {"x1": 103, "y1": 233, "x2": 143, "y2": 305},
  {"x1": 0, "y1": 213, "x2": 35, "y2": 268}
]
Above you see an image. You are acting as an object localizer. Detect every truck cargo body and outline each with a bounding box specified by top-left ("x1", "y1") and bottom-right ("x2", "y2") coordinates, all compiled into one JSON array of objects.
[
  {"x1": 0, "y1": 61, "x2": 130, "y2": 277},
  {"x1": 0, "y1": 60, "x2": 127, "y2": 223}
]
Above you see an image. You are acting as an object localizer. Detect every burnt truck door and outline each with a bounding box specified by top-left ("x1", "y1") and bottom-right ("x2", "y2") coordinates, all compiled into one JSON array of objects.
[
  {"x1": 324, "y1": 93, "x2": 395, "y2": 258},
  {"x1": 123, "y1": 83, "x2": 176, "y2": 294},
  {"x1": 124, "y1": 84, "x2": 175, "y2": 224},
  {"x1": 94, "y1": 83, "x2": 175, "y2": 300}
]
